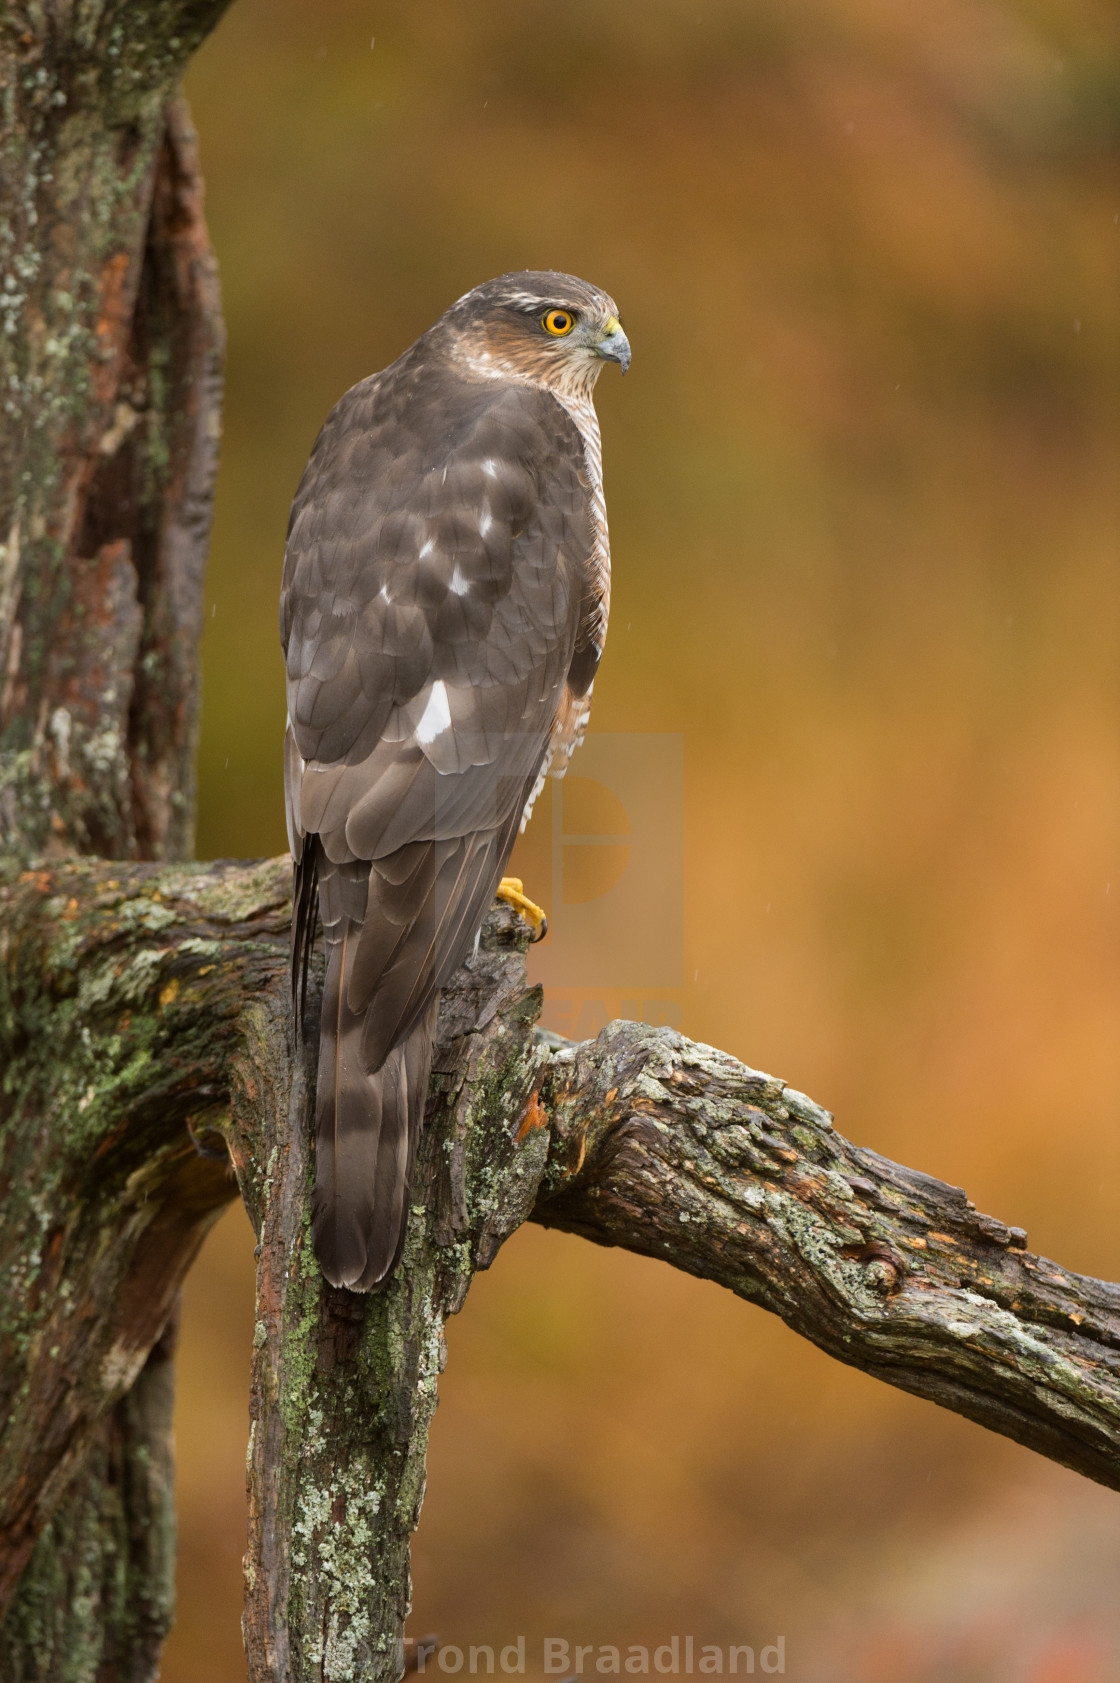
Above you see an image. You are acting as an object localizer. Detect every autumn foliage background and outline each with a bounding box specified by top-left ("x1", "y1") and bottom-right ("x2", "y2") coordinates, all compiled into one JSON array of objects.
[{"x1": 165, "y1": 2, "x2": 1120, "y2": 1679}]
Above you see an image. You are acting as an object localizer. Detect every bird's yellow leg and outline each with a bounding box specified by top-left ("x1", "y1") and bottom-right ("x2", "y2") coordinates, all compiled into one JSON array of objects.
[{"x1": 496, "y1": 877, "x2": 548, "y2": 941}]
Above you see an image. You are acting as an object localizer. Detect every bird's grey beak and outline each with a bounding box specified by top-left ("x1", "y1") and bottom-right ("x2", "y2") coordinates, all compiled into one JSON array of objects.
[{"x1": 596, "y1": 316, "x2": 631, "y2": 374}]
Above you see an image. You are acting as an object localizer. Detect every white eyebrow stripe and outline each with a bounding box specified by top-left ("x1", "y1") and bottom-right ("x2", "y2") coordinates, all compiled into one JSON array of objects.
[
  {"x1": 499, "y1": 289, "x2": 589, "y2": 310},
  {"x1": 415, "y1": 680, "x2": 452, "y2": 746}
]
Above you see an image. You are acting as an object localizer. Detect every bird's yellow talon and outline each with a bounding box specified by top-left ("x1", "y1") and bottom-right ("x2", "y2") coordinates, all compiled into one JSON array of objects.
[{"x1": 496, "y1": 877, "x2": 548, "y2": 941}]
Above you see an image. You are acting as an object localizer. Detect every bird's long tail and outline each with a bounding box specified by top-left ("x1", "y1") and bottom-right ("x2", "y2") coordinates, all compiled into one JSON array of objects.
[{"x1": 310, "y1": 873, "x2": 438, "y2": 1292}]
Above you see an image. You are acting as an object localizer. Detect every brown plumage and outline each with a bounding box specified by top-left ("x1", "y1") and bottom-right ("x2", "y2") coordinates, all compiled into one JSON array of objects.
[{"x1": 281, "y1": 271, "x2": 630, "y2": 1290}]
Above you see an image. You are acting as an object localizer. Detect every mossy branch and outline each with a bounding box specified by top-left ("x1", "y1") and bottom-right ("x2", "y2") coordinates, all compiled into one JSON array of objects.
[
  {"x1": 535, "y1": 1027, "x2": 1120, "y2": 1493},
  {"x1": 3, "y1": 853, "x2": 1120, "y2": 1680}
]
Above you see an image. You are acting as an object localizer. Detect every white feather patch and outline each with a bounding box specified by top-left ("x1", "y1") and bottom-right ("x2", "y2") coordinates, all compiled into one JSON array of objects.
[
  {"x1": 415, "y1": 679, "x2": 452, "y2": 745},
  {"x1": 449, "y1": 563, "x2": 471, "y2": 596}
]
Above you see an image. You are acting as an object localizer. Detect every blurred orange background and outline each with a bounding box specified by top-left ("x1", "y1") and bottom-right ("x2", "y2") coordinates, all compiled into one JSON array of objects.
[{"x1": 166, "y1": 2, "x2": 1120, "y2": 1679}]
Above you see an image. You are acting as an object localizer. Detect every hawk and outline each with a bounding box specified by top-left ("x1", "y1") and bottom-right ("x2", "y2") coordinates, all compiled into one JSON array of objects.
[{"x1": 281, "y1": 271, "x2": 629, "y2": 1291}]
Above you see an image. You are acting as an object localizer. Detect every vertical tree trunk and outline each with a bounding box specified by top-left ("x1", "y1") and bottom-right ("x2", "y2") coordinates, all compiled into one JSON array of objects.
[
  {"x1": 1, "y1": 11, "x2": 225, "y2": 861},
  {"x1": 230, "y1": 913, "x2": 551, "y2": 1683},
  {"x1": 0, "y1": 1317, "x2": 180, "y2": 1683},
  {"x1": 1, "y1": 7, "x2": 230, "y2": 1677}
]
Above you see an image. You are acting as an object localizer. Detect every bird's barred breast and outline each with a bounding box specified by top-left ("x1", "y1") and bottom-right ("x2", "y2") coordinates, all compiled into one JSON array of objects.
[{"x1": 516, "y1": 385, "x2": 611, "y2": 830}]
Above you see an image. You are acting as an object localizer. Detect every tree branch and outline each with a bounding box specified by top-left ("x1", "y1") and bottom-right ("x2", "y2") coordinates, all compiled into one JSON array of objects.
[
  {"x1": 535, "y1": 1026, "x2": 1120, "y2": 1492},
  {"x1": 3, "y1": 854, "x2": 1120, "y2": 1677}
]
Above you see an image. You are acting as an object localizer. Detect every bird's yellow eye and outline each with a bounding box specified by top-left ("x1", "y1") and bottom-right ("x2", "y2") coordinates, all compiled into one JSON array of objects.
[{"x1": 542, "y1": 309, "x2": 575, "y2": 336}]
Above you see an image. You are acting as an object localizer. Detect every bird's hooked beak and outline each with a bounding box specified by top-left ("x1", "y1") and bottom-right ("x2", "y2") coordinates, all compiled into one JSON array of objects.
[{"x1": 595, "y1": 316, "x2": 631, "y2": 374}]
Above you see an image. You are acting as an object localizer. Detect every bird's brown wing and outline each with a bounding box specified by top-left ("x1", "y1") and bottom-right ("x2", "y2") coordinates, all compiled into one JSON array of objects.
[{"x1": 281, "y1": 352, "x2": 595, "y2": 1287}]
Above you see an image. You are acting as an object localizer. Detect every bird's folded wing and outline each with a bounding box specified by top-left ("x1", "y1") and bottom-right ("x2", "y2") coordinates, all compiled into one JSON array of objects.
[{"x1": 280, "y1": 363, "x2": 596, "y2": 1064}]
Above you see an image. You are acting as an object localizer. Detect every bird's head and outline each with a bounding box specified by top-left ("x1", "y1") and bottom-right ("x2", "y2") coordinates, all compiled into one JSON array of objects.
[{"x1": 437, "y1": 270, "x2": 630, "y2": 397}]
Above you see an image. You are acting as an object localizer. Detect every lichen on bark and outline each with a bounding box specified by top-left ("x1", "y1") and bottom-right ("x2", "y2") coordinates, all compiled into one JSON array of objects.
[
  {"x1": 5, "y1": 853, "x2": 1120, "y2": 1683},
  {"x1": 233, "y1": 901, "x2": 552, "y2": 1683}
]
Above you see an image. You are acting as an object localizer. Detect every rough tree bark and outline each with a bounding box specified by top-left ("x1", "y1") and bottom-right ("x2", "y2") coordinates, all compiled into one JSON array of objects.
[
  {"x1": 2, "y1": 8, "x2": 1119, "y2": 1683},
  {"x1": 3, "y1": 857, "x2": 1120, "y2": 1683},
  {"x1": 1, "y1": 4, "x2": 229, "y2": 1677}
]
